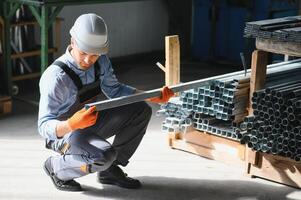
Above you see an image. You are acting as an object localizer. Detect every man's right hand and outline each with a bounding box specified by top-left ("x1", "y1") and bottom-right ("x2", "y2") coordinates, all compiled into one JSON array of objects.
[{"x1": 67, "y1": 106, "x2": 98, "y2": 130}]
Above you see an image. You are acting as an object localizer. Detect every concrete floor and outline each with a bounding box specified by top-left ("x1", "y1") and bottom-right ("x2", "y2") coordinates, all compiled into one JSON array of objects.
[{"x1": 1, "y1": 58, "x2": 301, "y2": 200}]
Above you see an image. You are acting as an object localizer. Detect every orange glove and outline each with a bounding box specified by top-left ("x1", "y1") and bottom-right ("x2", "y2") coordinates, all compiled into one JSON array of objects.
[
  {"x1": 148, "y1": 86, "x2": 174, "y2": 103},
  {"x1": 67, "y1": 106, "x2": 98, "y2": 130}
]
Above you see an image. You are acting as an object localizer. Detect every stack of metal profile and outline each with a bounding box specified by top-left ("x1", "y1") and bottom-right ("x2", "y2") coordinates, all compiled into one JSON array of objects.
[
  {"x1": 244, "y1": 15, "x2": 301, "y2": 42},
  {"x1": 244, "y1": 81, "x2": 301, "y2": 161},
  {"x1": 181, "y1": 78, "x2": 249, "y2": 123},
  {"x1": 192, "y1": 112, "x2": 241, "y2": 141},
  {"x1": 159, "y1": 59, "x2": 301, "y2": 145},
  {"x1": 158, "y1": 97, "x2": 193, "y2": 134},
  {"x1": 158, "y1": 77, "x2": 250, "y2": 141}
]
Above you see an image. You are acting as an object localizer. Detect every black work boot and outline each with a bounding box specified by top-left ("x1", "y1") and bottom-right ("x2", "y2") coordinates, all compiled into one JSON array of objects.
[
  {"x1": 97, "y1": 165, "x2": 141, "y2": 189},
  {"x1": 43, "y1": 157, "x2": 82, "y2": 192}
]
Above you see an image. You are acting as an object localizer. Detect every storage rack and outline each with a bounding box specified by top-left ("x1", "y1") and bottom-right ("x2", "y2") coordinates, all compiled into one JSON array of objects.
[
  {"x1": 245, "y1": 38, "x2": 301, "y2": 188},
  {"x1": 2, "y1": 0, "x2": 139, "y2": 96},
  {"x1": 0, "y1": 17, "x2": 62, "y2": 82},
  {"x1": 167, "y1": 38, "x2": 301, "y2": 188}
]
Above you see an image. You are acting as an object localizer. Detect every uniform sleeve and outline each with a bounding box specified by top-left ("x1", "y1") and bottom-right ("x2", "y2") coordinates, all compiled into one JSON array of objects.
[
  {"x1": 100, "y1": 55, "x2": 136, "y2": 98},
  {"x1": 38, "y1": 67, "x2": 69, "y2": 140}
]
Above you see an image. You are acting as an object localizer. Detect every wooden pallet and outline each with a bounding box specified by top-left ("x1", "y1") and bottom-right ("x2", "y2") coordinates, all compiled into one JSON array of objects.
[
  {"x1": 0, "y1": 96, "x2": 12, "y2": 117},
  {"x1": 246, "y1": 148, "x2": 301, "y2": 188},
  {"x1": 168, "y1": 130, "x2": 246, "y2": 167}
]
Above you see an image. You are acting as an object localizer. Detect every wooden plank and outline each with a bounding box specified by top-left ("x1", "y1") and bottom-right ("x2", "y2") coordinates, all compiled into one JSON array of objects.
[
  {"x1": 11, "y1": 20, "x2": 39, "y2": 27},
  {"x1": 249, "y1": 50, "x2": 267, "y2": 115},
  {"x1": 248, "y1": 152, "x2": 301, "y2": 188},
  {"x1": 0, "y1": 98, "x2": 12, "y2": 116},
  {"x1": 10, "y1": 18, "x2": 63, "y2": 27},
  {"x1": 165, "y1": 35, "x2": 180, "y2": 87},
  {"x1": 246, "y1": 50, "x2": 267, "y2": 175},
  {"x1": 169, "y1": 130, "x2": 245, "y2": 167},
  {"x1": 245, "y1": 147, "x2": 259, "y2": 177},
  {"x1": 11, "y1": 48, "x2": 57, "y2": 59},
  {"x1": 168, "y1": 132, "x2": 182, "y2": 147},
  {"x1": 256, "y1": 38, "x2": 301, "y2": 57},
  {"x1": 12, "y1": 72, "x2": 41, "y2": 81},
  {"x1": 246, "y1": 148, "x2": 259, "y2": 166},
  {"x1": 0, "y1": 95, "x2": 11, "y2": 101}
]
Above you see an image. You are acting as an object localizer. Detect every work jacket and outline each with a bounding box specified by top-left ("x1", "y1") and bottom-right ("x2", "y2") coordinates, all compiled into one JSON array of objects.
[{"x1": 38, "y1": 46, "x2": 136, "y2": 141}]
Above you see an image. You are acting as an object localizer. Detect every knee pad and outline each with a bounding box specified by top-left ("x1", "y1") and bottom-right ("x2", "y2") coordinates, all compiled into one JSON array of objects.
[{"x1": 93, "y1": 147, "x2": 117, "y2": 171}]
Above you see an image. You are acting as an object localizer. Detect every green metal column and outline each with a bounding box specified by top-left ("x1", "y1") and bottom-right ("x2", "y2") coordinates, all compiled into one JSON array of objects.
[
  {"x1": 26, "y1": 4, "x2": 63, "y2": 73},
  {"x1": 3, "y1": 2, "x2": 19, "y2": 95},
  {"x1": 41, "y1": 6, "x2": 49, "y2": 72}
]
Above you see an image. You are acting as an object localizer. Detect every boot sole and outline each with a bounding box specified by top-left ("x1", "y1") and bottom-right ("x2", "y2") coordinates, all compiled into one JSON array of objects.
[
  {"x1": 98, "y1": 178, "x2": 141, "y2": 189},
  {"x1": 43, "y1": 162, "x2": 82, "y2": 192}
]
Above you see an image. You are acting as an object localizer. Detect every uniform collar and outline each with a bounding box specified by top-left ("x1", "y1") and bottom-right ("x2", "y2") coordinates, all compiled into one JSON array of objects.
[{"x1": 65, "y1": 45, "x2": 86, "y2": 72}]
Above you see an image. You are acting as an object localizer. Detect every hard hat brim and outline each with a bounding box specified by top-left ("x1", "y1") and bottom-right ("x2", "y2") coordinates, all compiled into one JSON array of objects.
[
  {"x1": 70, "y1": 28, "x2": 109, "y2": 55},
  {"x1": 76, "y1": 37, "x2": 109, "y2": 55}
]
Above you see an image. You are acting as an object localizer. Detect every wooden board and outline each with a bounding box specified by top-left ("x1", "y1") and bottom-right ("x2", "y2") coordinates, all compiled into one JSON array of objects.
[
  {"x1": 168, "y1": 130, "x2": 246, "y2": 167},
  {"x1": 249, "y1": 50, "x2": 267, "y2": 115},
  {"x1": 165, "y1": 35, "x2": 180, "y2": 87},
  {"x1": 256, "y1": 38, "x2": 301, "y2": 57},
  {"x1": 0, "y1": 96, "x2": 12, "y2": 116},
  {"x1": 246, "y1": 149, "x2": 301, "y2": 188}
]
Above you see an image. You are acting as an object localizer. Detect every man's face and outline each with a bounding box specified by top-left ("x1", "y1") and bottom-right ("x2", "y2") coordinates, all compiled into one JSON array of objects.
[{"x1": 70, "y1": 39, "x2": 100, "y2": 70}]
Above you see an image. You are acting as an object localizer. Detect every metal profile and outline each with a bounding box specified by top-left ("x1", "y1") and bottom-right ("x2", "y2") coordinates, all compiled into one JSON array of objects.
[
  {"x1": 86, "y1": 68, "x2": 253, "y2": 111},
  {"x1": 86, "y1": 59, "x2": 301, "y2": 111}
]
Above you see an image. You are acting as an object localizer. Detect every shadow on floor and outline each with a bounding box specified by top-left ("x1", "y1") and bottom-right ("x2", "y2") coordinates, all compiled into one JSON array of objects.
[{"x1": 81, "y1": 176, "x2": 295, "y2": 200}]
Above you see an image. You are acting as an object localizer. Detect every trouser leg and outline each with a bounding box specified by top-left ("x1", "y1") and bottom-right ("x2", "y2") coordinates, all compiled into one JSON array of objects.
[
  {"x1": 93, "y1": 101, "x2": 152, "y2": 166},
  {"x1": 50, "y1": 131, "x2": 116, "y2": 181}
]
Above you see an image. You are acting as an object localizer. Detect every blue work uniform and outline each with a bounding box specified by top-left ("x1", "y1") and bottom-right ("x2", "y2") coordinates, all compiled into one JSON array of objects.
[{"x1": 38, "y1": 46, "x2": 152, "y2": 181}]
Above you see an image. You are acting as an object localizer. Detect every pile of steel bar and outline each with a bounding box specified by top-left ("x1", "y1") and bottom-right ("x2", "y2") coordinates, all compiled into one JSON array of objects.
[
  {"x1": 192, "y1": 113, "x2": 239, "y2": 140},
  {"x1": 181, "y1": 78, "x2": 249, "y2": 122},
  {"x1": 244, "y1": 81, "x2": 301, "y2": 161},
  {"x1": 244, "y1": 15, "x2": 301, "y2": 42},
  {"x1": 158, "y1": 59, "x2": 301, "y2": 144},
  {"x1": 158, "y1": 75, "x2": 250, "y2": 141}
]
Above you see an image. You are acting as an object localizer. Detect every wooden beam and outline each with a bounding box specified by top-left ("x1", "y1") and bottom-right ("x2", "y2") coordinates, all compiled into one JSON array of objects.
[
  {"x1": 0, "y1": 97, "x2": 12, "y2": 116},
  {"x1": 165, "y1": 35, "x2": 180, "y2": 86},
  {"x1": 11, "y1": 48, "x2": 57, "y2": 59},
  {"x1": 248, "y1": 50, "x2": 268, "y2": 115},
  {"x1": 246, "y1": 49, "x2": 267, "y2": 176},
  {"x1": 256, "y1": 38, "x2": 301, "y2": 57},
  {"x1": 169, "y1": 130, "x2": 246, "y2": 167},
  {"x1": 245, "y1": 147, "x2": 259, "y2": 176},
  {"x1": 247, "y1": 152, "x2": 301, "y2": 188},
  {"x1": 12, "y1": 72, "x2": 41, "y2": 81}
]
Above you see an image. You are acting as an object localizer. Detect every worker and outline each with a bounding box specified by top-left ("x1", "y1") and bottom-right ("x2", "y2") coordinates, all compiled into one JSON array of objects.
[{"x1": 38, "y1": 13, "x2": 174, "y2": 192}]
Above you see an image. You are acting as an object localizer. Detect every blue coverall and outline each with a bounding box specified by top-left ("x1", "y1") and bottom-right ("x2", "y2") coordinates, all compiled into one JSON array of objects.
[{"x1": 38, "y1": 46, "x2": 152, "y2": 181}]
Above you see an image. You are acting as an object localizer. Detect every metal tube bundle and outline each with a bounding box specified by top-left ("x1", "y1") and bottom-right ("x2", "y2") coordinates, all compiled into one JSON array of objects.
[
  {"x1": 157, "y1": 74, "x2": 252, "y2": 141},
  {"x1": 157, "y1": 60, "x2": 301, "y2": 144},
  {"x1": 245, "y1": 81, "x2": 301, "y2": 161}
]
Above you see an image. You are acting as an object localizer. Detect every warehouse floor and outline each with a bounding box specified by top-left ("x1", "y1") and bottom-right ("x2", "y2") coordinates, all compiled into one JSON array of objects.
[{"x1": 0, "y1": 57, "x2": 301, "y2": 200}]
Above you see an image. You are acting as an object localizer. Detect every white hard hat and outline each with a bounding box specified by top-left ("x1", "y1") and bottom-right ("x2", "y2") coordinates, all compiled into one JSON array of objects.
[{"x1": 70, "y1": 13, "x2": 109, "y2": 55}]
